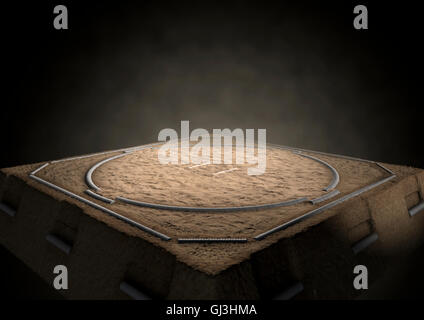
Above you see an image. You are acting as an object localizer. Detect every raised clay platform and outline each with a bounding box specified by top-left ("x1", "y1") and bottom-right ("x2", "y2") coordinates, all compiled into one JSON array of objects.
[{"x1": 1, "y1": 142, "x2": 424, "y2": 299}]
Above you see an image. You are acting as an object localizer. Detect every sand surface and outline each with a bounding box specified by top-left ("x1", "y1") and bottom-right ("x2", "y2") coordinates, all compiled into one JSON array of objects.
[
  {"x1": 5, "y1": 143, "x2": 416, "y2": 274},
  {"x1": 94, "y1": 146, "x2": 332, "y2": 207},
  {"x1": 32, "y1": 145, "x2": 390, "y2": 244}
]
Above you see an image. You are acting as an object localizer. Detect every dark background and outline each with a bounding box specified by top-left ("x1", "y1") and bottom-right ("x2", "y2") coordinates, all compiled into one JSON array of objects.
[
  {"x1": 1, "y1": 0, "x2": 423, "y2": 299},
  {"x1": 2, "y1": 0, "x2": 423, "y2": 169}
]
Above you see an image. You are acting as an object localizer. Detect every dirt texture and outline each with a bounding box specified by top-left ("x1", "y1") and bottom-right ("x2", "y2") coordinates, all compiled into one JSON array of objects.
[{"x1": 1, "y1": 143, "x2": 423, "y2": 299}]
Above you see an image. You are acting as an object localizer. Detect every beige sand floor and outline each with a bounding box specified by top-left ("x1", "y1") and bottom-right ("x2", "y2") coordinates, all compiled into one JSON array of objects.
[
  {"x1": 94, "y1": 146, "x2": 332, "y2": 207},
  {"x1": 6, "y1": 143, "x2": 413, "y2": 273}
]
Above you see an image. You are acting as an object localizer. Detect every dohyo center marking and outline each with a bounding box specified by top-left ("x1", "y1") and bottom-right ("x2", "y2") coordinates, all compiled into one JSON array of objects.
[{"x1": 158, "y1": 121, "x2": 267, "y2": 175}]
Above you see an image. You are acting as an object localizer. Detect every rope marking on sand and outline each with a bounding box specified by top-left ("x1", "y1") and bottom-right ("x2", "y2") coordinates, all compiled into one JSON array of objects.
[
  {"x1": 310, "y1": 189, "x2": 341, "y2": 205},
  {"x1": 85, "y1": 153, "x2": 128, "y2": 191},
  {"x1": 254, "y1": 174, "x2": 396, "y2": 240},
  {"x1": 26, "y1": 142, "x2": 398, "y2": 243},
  {"x1": 28, "y1": 165, "x2": 171, "y2": 241},
  {"x1": 84, "y1": 189, "x2": 115, "y2": 204},
  {"x1": 116, "y1": 196, "x2": 308, "y2": 212},
  {"x1": 293, "y1": 151, "x2": 340, "y2": 192}
]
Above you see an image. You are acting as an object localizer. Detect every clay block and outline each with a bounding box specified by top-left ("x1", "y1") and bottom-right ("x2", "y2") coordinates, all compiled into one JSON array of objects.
[{"x1": 1, "y1": 144, "x2": 423, "y2": 299}]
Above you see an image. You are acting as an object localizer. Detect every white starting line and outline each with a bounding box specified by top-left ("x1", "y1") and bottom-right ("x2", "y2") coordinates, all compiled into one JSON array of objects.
[
  {"x1": 189, "y1": 163, "x2": 210, "y2": 169},
  {"x1": 188, "y1": 163, "x2": 242, "y2": 176},
  {"x1": 214, "y1": 168, "x2": 239, "y2": 176}
]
